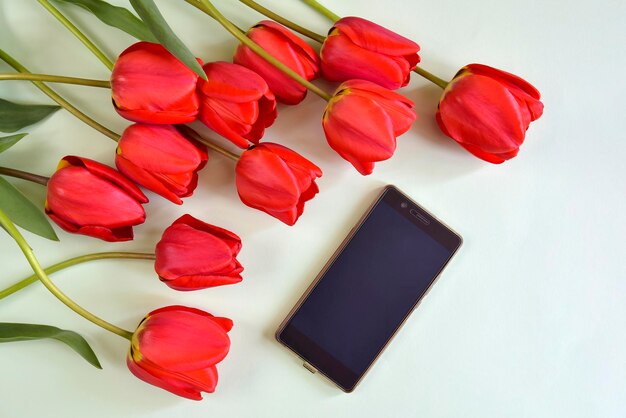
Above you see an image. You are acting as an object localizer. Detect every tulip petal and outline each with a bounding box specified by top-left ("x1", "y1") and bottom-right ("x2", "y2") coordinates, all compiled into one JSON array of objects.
[
  {"x1": 334, "y1": 17, "x2": 420, "y2": 56},
  {"x1": 171, "y1": 214, "x2": 242, "y2": 253},
  {"x1": 323, "y1": 94, "x2": 397, "y2": 167},
  {"x1": 199, "y1": 62, "x2": 271, "y2": 102},
  {"x1": 438, "y1": 74, "x2": 526, "y2": 153},
  {"x1": 62, "y1": 156, "x2": 148, "y2": 203},
  {"x1": 343, "y1": 80, "x2": 416, "y2": 134},
  {"x1": 137, "y1": 310, "x2": 230, "y2": 371},
  {"x1": 47, "y1": 166, "x2": 146, "y2": 229},
  {"x1": 155, "y1": 224, "x2": 238, "y2": 280},
  {"x1": 47, "y1": 212, "x2": 135, "y2": 241},
  {"x1": 235, "y1": 148, "x2": 300, "y2": 210},
  {"x1": 127, "y1": 355, "x2": 204, "y2": 400},
  {"x1": 119, "y1": 124, "x2": 207, "y2": 173},
  {"x1": 163, "y1": 273, "x2": 243, "y2": 291},
  {"x1": 111, "y1": 42, "x2": 200, "y2": 124},
  {"x1": 465, "y1": 63, "x2": 544, "y2": 121},
  {"x1": 115, "y1": 157, "x2": 183, "y2": 204},
  {"x1": 254, "y1": 21, "x2": 320, "y2": 72},
  {"x1": 258, "y1": 143, "x2": 322, "y2": 177},
  {"x1": 321, "y1": 33, "x2": 408, "y2": 89},
  {"x1": 234, "y1": 44, "x2": 308, "y2": 105},
  {"x1": 197, "y1": 100, "x2": 251, "y2": 149},
  {"x1": 203, "y1": 97, "x2": 259, "y2": 134}
]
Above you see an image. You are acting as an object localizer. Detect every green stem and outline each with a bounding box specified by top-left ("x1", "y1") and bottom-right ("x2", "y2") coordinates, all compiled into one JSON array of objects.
[
  {"x1": 413, "y1": 66, "x2": 449, "y2": 89},
  {"x1": 301, "y1": 0, "x2": 340, "y2": 22},
  {"x1": 0, "y1": 210, "x2": 134, "y2": 340},
  {"x1": 188, "y1": 0, "x2": 332, "y2": 101},
  {"x1": 177, "y1": 125, "x2": 240, "y2": 162},
  {"x1": 238, "y1": 0, "x2": 326, "y2": 43},
  {"x1": 0, "y1": 167, "x2": 50, "y2": 186},
  {"x1": 0, "y1": 49, "x2": 120, "y2": 142},
  {"x1": 0, "y1": 252, "x2": 156, "y2": 300},
  {"x1": 0, "y1": 73, "x2": 111, "y2": 88},
  {"x1": 36, "y1": 0, "x2": 114, "y2": 70}
]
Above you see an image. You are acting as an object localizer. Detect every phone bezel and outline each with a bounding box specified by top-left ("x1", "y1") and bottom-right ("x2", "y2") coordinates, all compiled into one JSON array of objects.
[{"x1": 275, "y1": 185, "x2": 463, "y2": 392}]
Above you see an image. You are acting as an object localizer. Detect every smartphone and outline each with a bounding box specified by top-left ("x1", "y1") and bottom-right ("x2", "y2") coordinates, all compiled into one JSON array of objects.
[{"x1": 276, "y1": 185, "x2": 463, "y2": 392}]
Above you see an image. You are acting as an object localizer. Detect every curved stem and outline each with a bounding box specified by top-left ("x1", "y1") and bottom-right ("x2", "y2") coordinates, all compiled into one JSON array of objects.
[
  {"x1": 188, "y1": 0, "x2": 332, "y2": 101},
  {"x1": 238, "y1": 0, "x2": 326, "y2": 43},
  {"x1": 0, "y1": 49, "x2": 120, "y2": 142},
  {"x1": 0, "y1": 73, "x2": 111, "y2": 88},
  {"x1": 36, "y1": 0, "x2": 114, "y2": 70},
  {"x1": 301, "y1": 0, "x2": 340, "y2": 22},
  {"x1": 177, "y1": 125, "x2": 240, "y2": 162},
  {"x1": 0, "y1": 167, "x2": 50, "y2": 186},
  {"x1": 0, "y1": 210, "x2": 134, "y2": 340},
  {"x1": 413, "y1": 66, "x2": 449, "y2": 89},
  {"x1": 0, "y1": 252, "x2": 156, "y2": 300}
]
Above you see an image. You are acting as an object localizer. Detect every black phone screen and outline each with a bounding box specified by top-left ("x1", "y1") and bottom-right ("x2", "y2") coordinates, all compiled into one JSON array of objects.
[{"x1": 277, "y1": 186, "x2": 462, "y2": 391}]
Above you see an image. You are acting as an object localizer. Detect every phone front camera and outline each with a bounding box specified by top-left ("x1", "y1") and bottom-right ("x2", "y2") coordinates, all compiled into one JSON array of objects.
[{"x1": 400, "y1": 202, "x2": 408, "y2": 209}]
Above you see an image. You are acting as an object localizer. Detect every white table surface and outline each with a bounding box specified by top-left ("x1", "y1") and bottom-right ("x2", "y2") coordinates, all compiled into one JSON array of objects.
[{"x1": 1, "y1": 0, "x2": 625, "y2": 417}]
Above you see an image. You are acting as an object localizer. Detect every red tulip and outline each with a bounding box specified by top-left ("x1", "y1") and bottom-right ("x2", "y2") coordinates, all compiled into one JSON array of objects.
[
  {"x1": 436, "y1": 64, "x2": 544, "y2": 163},
  {"x1": 196, "y1": 61, "x2": 277, "y2": 148},
  {"x1": 234, "y1": 21, "x2": 320, "y2": 105},
  {"x1": 115, "y1": 124, "x2": 208, "y2": 205},
  {"x1": 45, "y1": 156, "x2": 148, "y2": 241},
  {"x1": 235, "y1": 143, "x2": 322, "y2": 225},
  {"x1": 320, "y1": 17, "x2": 420, "y2": 89},
  {"x1": 127, "y1": 305, "x2": 232, "y2": 400},
  {"x1": 155, "y1": 214, "x2": 243, "y2": 291},
  {"x1": 322, "y1": 79, "x2": 416, "y2": 175},
  {"x1": 111, "y1": 42, "x2": 202, "y2": 124}
]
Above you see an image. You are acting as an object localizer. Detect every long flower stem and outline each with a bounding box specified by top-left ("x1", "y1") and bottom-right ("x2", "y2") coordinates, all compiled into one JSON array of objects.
[
  {"x1": 0, "y1": 73, "x2": 111, "y2": 88},
  {"x1": 177, "y1": 125, "x2": 240, "y2": 162},
  {"x1": 0, "y1": 252, "x2": 156, "y2": 300},
  {"x1": 0, "y1": 49, "x2": 120, "y2": 142},
  {"x1": 0, "y1": 167, "x2": 50, "y2": 186},
  {"x1": 299, "y1": 0, "x2": 450, "y2": 89},
  {"x1": 301, "y1": 0, "x2": 340, "y2": 22},
  {"x1": 187, "y1": 0, "x2": 332, "y2": 101},
  {"x1": 0, "y1": 210, "x2": 134, "y2": 340},
  {"x1": 413, "y1": 66, "x2": 449, "y2": 89},
  {"x1": 36, "y1": 0, "x2": 114, "y2": 70},
  {"x1": 238, "y1": 0, "x2": 326, "y2": 43}
]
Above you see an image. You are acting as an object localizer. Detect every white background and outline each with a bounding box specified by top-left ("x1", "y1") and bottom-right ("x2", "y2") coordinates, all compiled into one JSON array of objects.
[{"x1": 1, "y1": 0, "x2": 625, "y2": 417}]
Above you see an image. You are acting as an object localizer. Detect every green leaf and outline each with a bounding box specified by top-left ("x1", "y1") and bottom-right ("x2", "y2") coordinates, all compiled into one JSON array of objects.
[
  {"x1": 0, "y1": 133, "x2": 27, "y2": 153},
  {"x1": 0, "y1": 98, "x2": 60, "y2": 133},
  {"x1": 130, "y1": 0, "x2": 207, "y2": 80},
  {"x1": 0, "y1": 177, "x2": 59, "y2": 241},
  {"x1": 53, "y1": 0, "x2": 158, "y2": 43},
  {"x1": 0, "y1": 323, "x2": 102, "y2": 369}
]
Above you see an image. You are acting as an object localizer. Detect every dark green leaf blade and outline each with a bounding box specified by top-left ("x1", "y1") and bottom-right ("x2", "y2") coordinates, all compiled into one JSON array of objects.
[
  {"x1": 0, "y1": 98, "x2": 60, "y2": 133},
  {"x1": 0, "y1": 133, "x2": 27, "y2": 153},
  {"x1": 53, "y1": 0, "x2": 158, "y2": 43},
  {"x1": 0, "y1": 323, "x2": 102, "y2": 369},
  {"x1": 0, "y1": 177, "x2": 59, "y2": 241},
  {"x1": 130, "y1": 0, "x2": 206, "y2": 80}
]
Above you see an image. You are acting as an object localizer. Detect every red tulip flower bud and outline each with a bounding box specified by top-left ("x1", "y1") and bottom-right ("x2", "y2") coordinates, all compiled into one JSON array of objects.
[
  {"x1": 436, "y1": 64, "x2": 544, "y2": 163},
  {"x1": 155, "y1": 215, "x2": 243, "y2": 291},
  {"x1": 111, "y1": 42, "x2": 202, "y2": 124},
  {"x1": 127, "y1": 305, "x2": 232, "y2": 400},
  {"x1": 235, "y1": 143, "x2": 322, "y2": 225},
  {"x1": 234, "y1": 21, "x2": 320, "y2": 105},
  {"x1": 320, "y1": 17, "x2": 420, "y2": 89},
  {"x1": 115, "y1": 124, "x2": 208, "y2": 205},
  {"x1": 196, "y1": 62, "x2": 277, "y2": 148},
  {"x1": 322, "y1": 80, "x2": 416, "y2": 175},
  {"x1": 45, "y1": 156, "x2": 148, "y2": 241}
]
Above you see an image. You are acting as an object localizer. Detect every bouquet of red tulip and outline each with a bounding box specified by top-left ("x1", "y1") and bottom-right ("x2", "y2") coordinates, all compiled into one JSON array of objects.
[{"x1": 0, "y1": 0, "x2": 543, "y2": 400}]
